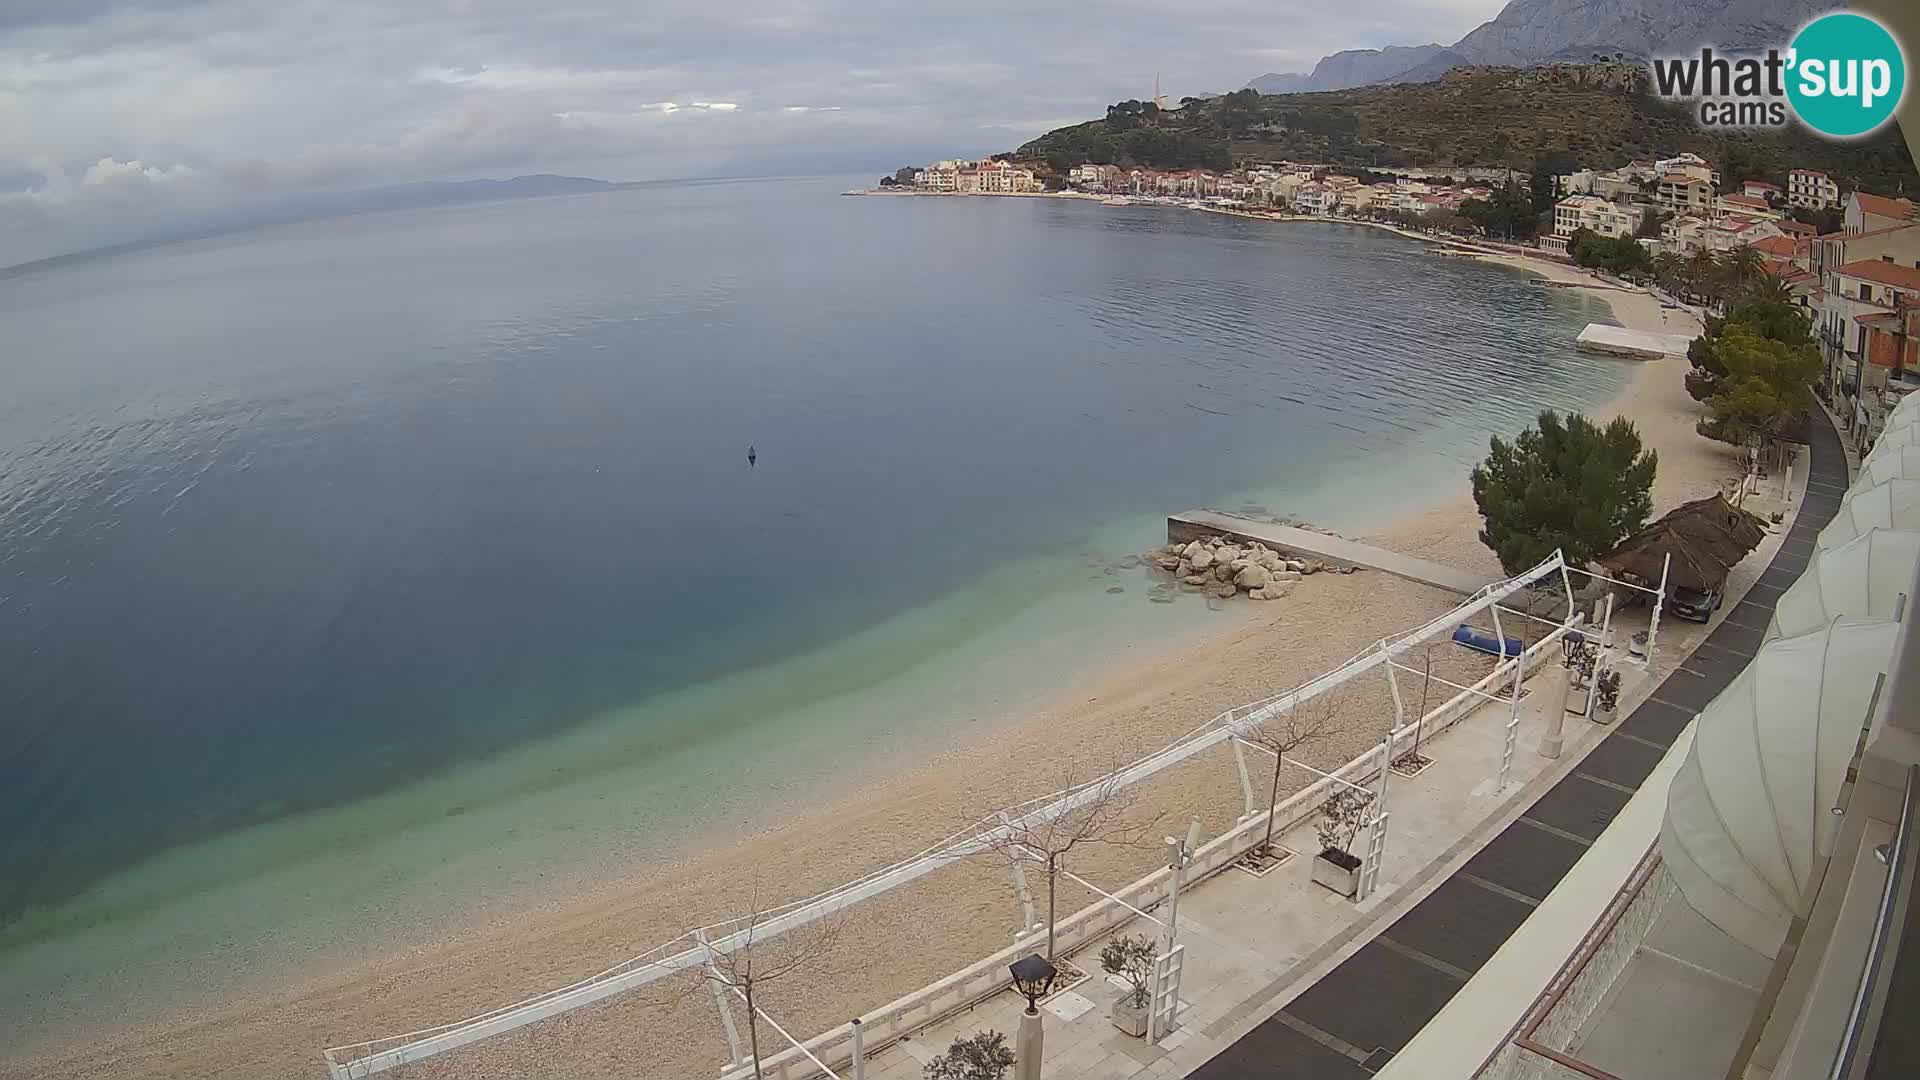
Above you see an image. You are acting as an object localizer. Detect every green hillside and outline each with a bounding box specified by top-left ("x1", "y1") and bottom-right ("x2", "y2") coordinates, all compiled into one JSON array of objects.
[{"x1": 1016, "y1": 66, "x2": 1918, "y2": 195}]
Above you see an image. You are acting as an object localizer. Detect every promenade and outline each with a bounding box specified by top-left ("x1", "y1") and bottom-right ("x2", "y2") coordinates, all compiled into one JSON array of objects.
[{"x1": 852, "y1": 411, "x2": 1836, "y2": 1080}]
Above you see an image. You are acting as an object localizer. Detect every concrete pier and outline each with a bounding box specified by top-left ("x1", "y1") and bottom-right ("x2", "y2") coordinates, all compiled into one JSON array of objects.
[{"x1": 1168, "y1": 510, "x2": 1498, "y2": 596}]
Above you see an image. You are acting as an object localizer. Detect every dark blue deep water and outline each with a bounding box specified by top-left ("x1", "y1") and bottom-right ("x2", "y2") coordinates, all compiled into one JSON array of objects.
[{"x1": 0, "y1": 177, "x2": 1623, "y2": 934}]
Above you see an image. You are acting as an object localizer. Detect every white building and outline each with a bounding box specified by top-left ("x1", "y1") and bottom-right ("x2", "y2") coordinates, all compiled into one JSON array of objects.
[
  {"x1": 1553, "y1": 195, "x2": 1644, "y2": 240},
  {"x1": 1789, "y1": 168, "x2": 1840, "y2": 209}
]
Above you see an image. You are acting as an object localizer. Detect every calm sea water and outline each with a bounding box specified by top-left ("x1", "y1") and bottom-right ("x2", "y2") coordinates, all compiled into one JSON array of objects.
[{"x1": 0, "y1": 177, "x2": 1623, "y2": 1026}]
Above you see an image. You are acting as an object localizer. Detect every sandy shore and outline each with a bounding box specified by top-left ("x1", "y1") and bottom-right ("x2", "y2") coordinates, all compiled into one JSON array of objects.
[{"x1": 4, "y1": 243, "x2": 1741, "y2": 1080}]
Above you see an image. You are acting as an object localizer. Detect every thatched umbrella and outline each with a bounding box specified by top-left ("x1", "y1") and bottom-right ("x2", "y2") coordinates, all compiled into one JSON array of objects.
[{"x1": 1598, "y1": 493, "x2": 1770, "y2": 592}]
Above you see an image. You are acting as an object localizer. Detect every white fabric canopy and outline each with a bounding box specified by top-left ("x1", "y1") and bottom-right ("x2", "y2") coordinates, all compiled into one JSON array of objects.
[
  {"x1": 1885, "y1": 390, "x2": 1920, "y2": 429},
  {"x1": 1857, "y1": 444, "x2": 1920, "y2": 489},
  {"x1": 1818, "y1": 478, "x2": 1920, "y2": 550},
  {"x1": 1660, "y1": 617, "x2": 1900, "y2": 956},
  {"x1": 1868, "y1": 422, "x2": 1920, "y2": 456},
  {"x1": 1769, "y1": 529, "x2": 1920, "y2": 639}
]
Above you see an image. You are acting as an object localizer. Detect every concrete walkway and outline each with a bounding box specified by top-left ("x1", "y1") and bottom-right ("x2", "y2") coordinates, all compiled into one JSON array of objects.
[
  {"x1": 1167, "y1": 511, "x2": 1498, "y2": 597},
  {"x1": 860, "y1": 412, "x2": 1839, "y2": 1080}
]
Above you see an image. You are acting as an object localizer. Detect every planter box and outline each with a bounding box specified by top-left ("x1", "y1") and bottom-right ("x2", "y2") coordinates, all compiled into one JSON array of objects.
[
  {"x1": 1111, "y1": 997, "x2": 1150, "y2": 1037},
  {"x1": 1311, "y1": 848, "x2": 1361, "y2": 898}
]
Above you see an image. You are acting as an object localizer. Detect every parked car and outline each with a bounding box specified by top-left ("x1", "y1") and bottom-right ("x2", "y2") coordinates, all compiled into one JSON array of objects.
[{"x1": 1669, "y1": 583, "x2": 1724, "y2": 622}]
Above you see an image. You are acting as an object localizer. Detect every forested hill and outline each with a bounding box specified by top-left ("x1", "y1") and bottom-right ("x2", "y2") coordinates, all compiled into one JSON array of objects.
[{"x1": 1015, "y1": 66, "x2": 1917, "y2": 195}]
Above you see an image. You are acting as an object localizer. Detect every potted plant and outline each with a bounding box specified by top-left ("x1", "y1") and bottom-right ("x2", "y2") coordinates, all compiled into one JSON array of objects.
[
  {"x1": 1593, "y1": 668, "x2": 1622, "y2": 724},
  {"x1": 1310, "y1": 789, "x2": 1375, "y2": 898},
  {"x1": 1099, "y1": 934, "x2": 1158, "y2": 1037},
  {"x1": 925, "y1": 1031, "x2": 1015, "y2": 1080}
]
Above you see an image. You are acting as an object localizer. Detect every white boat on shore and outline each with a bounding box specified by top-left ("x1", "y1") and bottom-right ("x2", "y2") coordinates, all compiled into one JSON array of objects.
[{"x1": 1101, "y1": 196, "x2": 1130, "y2": 206}]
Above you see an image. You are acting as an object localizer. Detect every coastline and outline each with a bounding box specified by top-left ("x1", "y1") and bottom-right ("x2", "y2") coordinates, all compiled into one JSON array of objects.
[{"x1": 3, "y1": 226, "x2": 1736, "y2": 1079}]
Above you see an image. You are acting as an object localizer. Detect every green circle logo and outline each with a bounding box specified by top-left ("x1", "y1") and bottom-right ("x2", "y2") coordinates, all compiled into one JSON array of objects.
[{"x1": 1786, "y1": 13, "x2": 1906, "y2": 139}]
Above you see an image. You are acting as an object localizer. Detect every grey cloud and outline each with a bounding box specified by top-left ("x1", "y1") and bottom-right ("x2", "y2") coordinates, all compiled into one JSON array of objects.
[{"x1": 0, "y1": 0, "x2": 1506, "y2": 263}]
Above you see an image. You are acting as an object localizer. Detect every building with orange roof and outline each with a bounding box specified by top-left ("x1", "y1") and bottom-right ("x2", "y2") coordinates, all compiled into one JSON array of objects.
[{"x1": 1847, "y1": 191, "x2": 1920, "y2": 233}]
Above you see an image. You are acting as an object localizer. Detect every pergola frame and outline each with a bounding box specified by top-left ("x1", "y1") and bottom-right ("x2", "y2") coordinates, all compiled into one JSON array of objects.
[{"x1": 322, "y1": 551, "x2": 1577, "y2": 1080}]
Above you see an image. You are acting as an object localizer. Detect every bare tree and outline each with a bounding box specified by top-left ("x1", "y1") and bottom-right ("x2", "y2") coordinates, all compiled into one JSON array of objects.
[
  {"x1": 692, "y1": 893, "x2": 846, "y2": 1080},
  {"x1": 977, "y1": 763, "x2": 1163, "y2": 962},
  {"x1": 1238, "y1": 690, "x2": 1345, "y2": 859}
]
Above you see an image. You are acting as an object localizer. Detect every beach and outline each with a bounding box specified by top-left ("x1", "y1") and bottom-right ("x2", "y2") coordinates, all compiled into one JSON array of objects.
[{"x1": 1, "y1": 225, "x2": 1736, "y2": 1080}]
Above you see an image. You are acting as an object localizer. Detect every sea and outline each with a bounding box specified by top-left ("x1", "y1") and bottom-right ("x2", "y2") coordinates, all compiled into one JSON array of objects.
[{"x1": 0, "y1": 175, "x2": 1624, "y2": 1041}]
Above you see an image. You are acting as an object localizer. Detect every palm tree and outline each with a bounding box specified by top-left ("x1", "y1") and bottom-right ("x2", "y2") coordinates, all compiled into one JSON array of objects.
[
  {"x1": 1652, "y1": 251, "x2": 1684, "y2": 295},
  {"x1": 1725, "y1": 244, "x2": 1765, "y2": 288},
  {"x1": 1685, "y1": 249, "x2": 1723, "y2": 306},
  {"x1": 1746, "y1": 274, "x2": 1794, "y2": 305}
]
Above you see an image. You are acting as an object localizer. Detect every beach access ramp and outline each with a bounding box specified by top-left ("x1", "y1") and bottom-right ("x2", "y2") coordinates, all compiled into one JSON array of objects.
[
  {"x1": 1168, "y1": 510, "x2": 1499, "y2": 596},
  {"x1": 1575, "y1": 323, "x2": 1693, "y2": 360}
]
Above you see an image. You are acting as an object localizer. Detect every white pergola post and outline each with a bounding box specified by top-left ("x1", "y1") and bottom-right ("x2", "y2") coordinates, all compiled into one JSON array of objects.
[
  {"x1": 1382, "y1": 639, "x2": 1407, "y2": 738},
  {"x1": 693, "y1": 932, "x2": 745, "y2": 1071},
  {"x1": 1231, "y1": 740, "x2": 1258, "y2": 821},
  {"x1": 849, "y1": 1018, "x2": 865, "y2": 1080},
  {"x1": 1357, "y1": 739, "x2": 1393, "y2": 901},
  {"x1": 1557, "y1": 549, "x2": 1577, "y2": 615},
  {"x1": 1646, "y1": 552, "x2": 1671, "y2": 673},
  {"x1": 1499, "y1": 645, "x2": 1523, "y2": 790}
]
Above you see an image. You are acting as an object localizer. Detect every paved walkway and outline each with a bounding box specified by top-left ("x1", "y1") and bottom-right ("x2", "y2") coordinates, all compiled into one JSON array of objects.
[
  {"x1": 1186, "y1": 407, "x2": 1845, "y2": 1079},
  {"x1": 1167, "y1": 511, "x2": 1498, "y2": 596}
]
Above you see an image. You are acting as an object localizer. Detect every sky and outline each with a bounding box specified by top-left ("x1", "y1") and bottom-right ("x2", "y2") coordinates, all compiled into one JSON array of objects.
[{"x1": 0, "y1": 0, "x2": 1509, "y2": 263}]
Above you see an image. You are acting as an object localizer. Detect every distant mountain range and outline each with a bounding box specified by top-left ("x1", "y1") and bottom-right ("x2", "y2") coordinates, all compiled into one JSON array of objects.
[{"x1": 1246, "y1": 0, "x2": 1827, "y2": 94}]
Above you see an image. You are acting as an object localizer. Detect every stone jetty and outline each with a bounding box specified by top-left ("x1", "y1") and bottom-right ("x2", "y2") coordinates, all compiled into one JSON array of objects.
[{"x1": 1152, "y1": 534, "x2": 1324, "y2": 601}]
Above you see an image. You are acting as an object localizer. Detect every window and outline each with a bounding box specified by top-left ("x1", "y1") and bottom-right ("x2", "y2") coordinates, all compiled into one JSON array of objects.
[{"x1": 1862, "y1": 284, "x2": 1873, "y2": 300}]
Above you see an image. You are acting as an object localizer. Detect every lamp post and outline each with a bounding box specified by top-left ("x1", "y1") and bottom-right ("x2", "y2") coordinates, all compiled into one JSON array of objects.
[
  {"x1": 1009, "y1": 953, "x2": 1058, "y2": 1080},
  {"x1": 1163, "y1": 819, "x2": 1204, "y2": 951}
]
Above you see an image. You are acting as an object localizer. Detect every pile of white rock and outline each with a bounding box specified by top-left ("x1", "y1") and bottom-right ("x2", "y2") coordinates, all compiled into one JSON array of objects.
[{"x1": 1152, "y1": 537, "x2": 1322, "y2": 601}]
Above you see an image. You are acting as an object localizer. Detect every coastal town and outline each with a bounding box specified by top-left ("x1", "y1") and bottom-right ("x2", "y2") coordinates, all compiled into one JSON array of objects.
[{"x1": 875, "y1": 148, "x2": 1920, "y2": 461}]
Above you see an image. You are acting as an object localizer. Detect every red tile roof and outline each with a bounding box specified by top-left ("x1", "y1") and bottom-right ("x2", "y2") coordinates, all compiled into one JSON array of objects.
[
  {"x1": 1834, "y1": 259, "x2": 1920, "y2": 291},
  {"x1": 1721, "y1": 194, "x2": 1771, "y2": 210},
  {"x1": 1744, "y1": 181, "x2": 1783, "y2": 192},
  {"x1": 1750, "y1": 235, "x2": 1802, "y2": 257},
  {"x1": 1779, "y1": 220, "x2": 1817, "y2": 236},
  {"x1": 1855, "y1": 192, "x2": 1919, "y2": 221}
]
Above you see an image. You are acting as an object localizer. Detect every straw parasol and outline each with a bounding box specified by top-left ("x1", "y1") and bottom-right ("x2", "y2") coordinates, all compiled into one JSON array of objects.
[{"x1": 1598, "y1": 493, "x2": 1769, "y2": 592}]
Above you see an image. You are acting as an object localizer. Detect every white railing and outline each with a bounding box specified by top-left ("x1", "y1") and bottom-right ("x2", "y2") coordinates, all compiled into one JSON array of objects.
[{"x1": 323, "y1": 552, "x2": 1573, "y2": 1079}]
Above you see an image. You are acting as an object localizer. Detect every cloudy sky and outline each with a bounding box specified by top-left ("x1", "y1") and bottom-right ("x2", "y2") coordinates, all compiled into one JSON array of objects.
[{"x1": 0, "y1": 0, "x2": 1507, "y2": 263}]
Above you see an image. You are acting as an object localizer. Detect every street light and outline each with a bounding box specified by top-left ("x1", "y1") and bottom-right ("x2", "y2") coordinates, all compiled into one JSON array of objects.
[
  {"x1": 1009, "y1": 953, "x2": 1057, "y2": 1012},
  {"x1": 1008, "y1": 953, "x2": 1057, "y2": 1080}
]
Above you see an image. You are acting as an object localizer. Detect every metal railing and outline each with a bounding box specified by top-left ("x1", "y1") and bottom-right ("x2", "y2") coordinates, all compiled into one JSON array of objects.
[{"x1": 1830, "y1": 764, "x2": 1918, "y2": 1080}]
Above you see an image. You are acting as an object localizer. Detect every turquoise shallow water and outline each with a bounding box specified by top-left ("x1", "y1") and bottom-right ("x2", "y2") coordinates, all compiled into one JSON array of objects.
[{"x1": 0, "y1": 178, "x2": 1625, "y2": 1036}]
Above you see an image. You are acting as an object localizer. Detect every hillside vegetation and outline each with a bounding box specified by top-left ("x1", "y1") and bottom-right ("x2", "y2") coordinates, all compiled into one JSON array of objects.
[{"x1": 1016, "y1": 67, "x2": 1917, "y2": 194}]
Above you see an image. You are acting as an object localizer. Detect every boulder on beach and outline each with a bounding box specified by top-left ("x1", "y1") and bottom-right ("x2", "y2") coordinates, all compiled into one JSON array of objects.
[
  {"x1": 1187, "y1": 547, "x2": 1215, "y2": 571},
  {"x1": 1235, "y1": 564, "x2": 1270, "y2": 590},
  {"x1": 1212, "y1": 584, "x2": 1238, "y2": 599},
  {"x1": 1156, "y1": 556, "x2": 1182, "y2": 572},
  {"x1": 1214, "y1": 563, "x2": 1236, "y2": 583},
  {"x1": 1215, "y1": 545, "x2": 1242, "y2": 565},
  {"x1": 1181, "y1": 541, "x2": 1207, "y2": 560},
  {"x1": 1271, "y1": 570, "x2": 1302, "y2": 583},
  {"x1": 1183, "y1": 574, "x2": 1210, "y2": 587}
]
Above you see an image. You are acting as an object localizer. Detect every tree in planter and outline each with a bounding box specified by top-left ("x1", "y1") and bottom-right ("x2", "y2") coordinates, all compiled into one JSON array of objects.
[
  {"x1": 693, "y1": 898, "x2": 846, "y2": 1080},
  {"x1": 925, "y1": 1031, "x2": 1016, "y2": 1080},
  {"x1": 1702, "y1": 324, "x2": 1821, "y2": 449},
  {"x1": 978, "y1": 764, "x2": 1164, "y2": 963},
  {"x1": 1239, "y1": 690, "x2": 1345, "y2": 862},
  {"x1": 1315, "y1": 788, "x2": 1376, "y2": 869},
  {"x1": 1470, "y1": 410, "x2": 1658, "y2": 576},
  {"x1": 1594, "y1": 668, "x2": 1622, "y2": 720},
  {"x1": 1100, "y1": 934, "x2": 1158, "y2": 1009}
]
